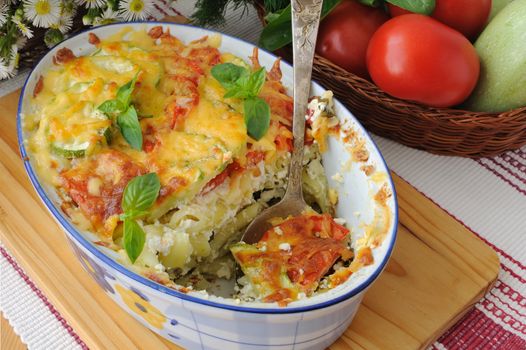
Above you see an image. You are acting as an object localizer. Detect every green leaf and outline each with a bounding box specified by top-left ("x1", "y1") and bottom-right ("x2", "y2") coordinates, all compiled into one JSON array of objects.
[
  {"x1": 247, "y1": 68, "x2": 266, "y2": 96},
  {"x1": 123, "y1": 219, "x2": 146, "y2": 263},
  {"x1": 98, "y1": 99, "x2": 125, "y2": 115},
  {"x1": 223, "y1": 88, "x2": 251, "y2": 99},
  {"x1": 386, "y1": 0, "x2": 435, "y2": 14},
  {"x1": 264, "y1": 0, "x2": 290, "y2": 12},
  {"x1": 264, "y1": 11, "x2": 282, "y2": 23},
  {"x1": 259, "y1": 0, "x2": 341, "y2": 51},
  {"x1": 259, "y1": 5, "x2": 292, "y2": 52},
  {"x1": 211, "y1": 63, "x2": 247, "y2": 90},
  {"x1": 119, "y1": 210, "x2": 150, "y2": 221},
  {"x1": 220, "y1": 67, "x2": 266, "y2": 99},
  {"x1": 117, "y1": 106, "x2": 143, "y2": 150},
  {"x1": 121, "y1": 172, "x2": 161, "y2": 215},
  {"x1": 116, "y1": 71, "x2": 140, "y2": 106},
  {"x1": 212, "y1": 63, "x2": 270, "y2": 140},
  {"x1": 244, "y1": 97, "x2": 270, "y2": 140}
]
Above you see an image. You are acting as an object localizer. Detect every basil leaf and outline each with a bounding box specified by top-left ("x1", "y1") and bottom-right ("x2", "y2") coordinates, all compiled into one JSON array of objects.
[
  {"x1": 123, "y1": 219, "x2": 145, "y2": 263},
  {"x1": 98, "y1": 99, "x2": 125, "y2": 115},
  {"x1": 117, "y1": 71, "x2": 139, "y2": 106},
  {"x1": 211, "y1": 63, "x2": 247, "y2": 90},
  {"x1": 222, "y1": 68, "x2": 266, "y2": 99},
  {"x1": 386, "y1": 0, "x2": 435, "y2": 14},
  {"x1": 122, "y1": 172, "x2": 161, "y2": 214},
  {"x1": 119, "y1": 210, "x2": 150, "y2": 221},
  {"x1": 117, "y1": 106, "x2": 143, "y2": 150},
  {"x1": 244, "y1": 97, "x2": 270, "y2": 140},
  {"x1": 259, "y1": 0, "x2": 341, "y2": 51},
  {"x1": 247, "y1": 68, "x2": 266, "y2": 96},
  {"x1": 223, "y1": 86, "x2": 252, "y2": 99}
]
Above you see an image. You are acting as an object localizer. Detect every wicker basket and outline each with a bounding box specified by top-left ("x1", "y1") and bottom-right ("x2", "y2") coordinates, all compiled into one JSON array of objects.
[{"x1": 255, "y1": 2, "x2": 526, "y2": 158}]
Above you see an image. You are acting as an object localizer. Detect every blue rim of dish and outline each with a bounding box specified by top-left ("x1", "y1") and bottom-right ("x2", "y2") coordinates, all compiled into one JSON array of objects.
[{"x1": 17, "y1": 21, "x2": 398, "y2": 314}]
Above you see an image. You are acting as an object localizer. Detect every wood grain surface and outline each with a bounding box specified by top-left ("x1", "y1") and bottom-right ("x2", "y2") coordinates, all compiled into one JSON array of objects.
[
  {"x1": 0, "y1": 90, "x2": 500, "y2": 350},
  {"x1": 1, "y1": 315, "x2": 27, "y2": 350}
]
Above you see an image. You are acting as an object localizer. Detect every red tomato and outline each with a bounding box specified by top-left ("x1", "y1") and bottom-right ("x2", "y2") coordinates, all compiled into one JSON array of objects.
[
  {"x1": 315, "y1": 0, "x2": 389, "y2": 78},
  {"x1": 387, "y1": 0, "x2": 491, "y2": 40},
  {"x1": 432, "y1": 0, "x2": 491, "y2": 40},
  {"x1": 366, "y1": 15, "x2": 480, "y2": 108}
]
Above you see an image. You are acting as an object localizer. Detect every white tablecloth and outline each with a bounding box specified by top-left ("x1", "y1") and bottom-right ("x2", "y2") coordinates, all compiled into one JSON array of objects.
[{"x1": 1, "y1": 2, "x2": 525, "y2": 349}]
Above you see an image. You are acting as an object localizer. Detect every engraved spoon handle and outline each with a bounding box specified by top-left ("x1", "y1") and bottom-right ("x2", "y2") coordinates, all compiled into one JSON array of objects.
[{"x1": 284, "y1": 0, "x2": 324, "y2": 201}]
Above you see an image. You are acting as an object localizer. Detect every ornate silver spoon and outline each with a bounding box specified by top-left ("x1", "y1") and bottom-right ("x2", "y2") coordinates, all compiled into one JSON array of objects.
[{"x1": 241, "y1": 0, "x2": 324, "y2": 244}]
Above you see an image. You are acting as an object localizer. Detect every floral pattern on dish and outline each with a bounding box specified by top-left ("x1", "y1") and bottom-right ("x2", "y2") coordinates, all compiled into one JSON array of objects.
[
  {"x1": 115, "y1": 284, "x2": 167, "y2": 329},
  {"x1": 70, "y1": 239, "x2": 116, "y2": 294}
]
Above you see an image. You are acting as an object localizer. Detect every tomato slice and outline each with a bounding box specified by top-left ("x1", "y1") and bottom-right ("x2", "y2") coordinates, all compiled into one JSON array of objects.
[
  {"x1": 60, "y1": 150, "x2": 145, "y2": 235},
  {"x1": 201, "y1": 161, "x2": 243, "y2": 195},
  {"x1": 231, "y1": 213, "x2": 351, "y2": 305}
]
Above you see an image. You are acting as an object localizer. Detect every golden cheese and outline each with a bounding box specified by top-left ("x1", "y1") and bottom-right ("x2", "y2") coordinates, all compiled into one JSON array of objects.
[{"x1": 26, "y1": 26, "x2": 289, "y2": 235}]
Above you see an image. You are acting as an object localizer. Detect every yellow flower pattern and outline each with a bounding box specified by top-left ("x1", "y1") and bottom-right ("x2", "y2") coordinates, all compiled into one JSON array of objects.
[{"x1": 115, "y1": 284, "x2": 166, "y2": 329}]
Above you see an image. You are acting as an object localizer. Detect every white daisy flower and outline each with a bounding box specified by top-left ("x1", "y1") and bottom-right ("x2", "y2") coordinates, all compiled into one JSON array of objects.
[
  {"x1": 13, "y1": 17, "x2": 34, "y2": 38},
  {"x1": 51, "y1": 13, "x2": 73, "y2": 33},
  {"x1": 93, "y1": 7, "x2": 121, "y2": 26},
  {"x1": 118, "y1": 0, "x2": 154, "y2": 21},
  {"x1": 0, "y1": 45, "x2": 19, "y2": 80},
  {"x1": 23, "y1": 0, "x2": 61, "y2": 28},
  {"x1": 0, "y1": 1, "x2": 9, "y2": 27},
  {"x1": 75, "y1": 0, "x2": 105, "y2": 9},
  {"x1": 17, "y1": 36, "x2": 28, "y2": 49},
  {"x1": 0, "y1": 58, "x2": 11, "y2": 80}
]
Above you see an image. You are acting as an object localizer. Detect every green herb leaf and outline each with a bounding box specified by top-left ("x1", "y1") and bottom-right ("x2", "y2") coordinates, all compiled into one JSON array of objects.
[
  {"x1": 123, "y1": 219, "x2": 146, "y2": 263},
  {"x1": 219, "y1": 67, "x2": 266, "y2": 99},
  {"x1": 223, "y1": 85, "x2": 252, "y2": 99},
  {"x1": 119, "y1": 210, "x2": 150, "y2": 221},
  {"x1": 117, "y1": 106, "x2": 143, "y2": 150},
  {"x1": 116, "y1": 72, "x2": 139, "y2": 106},
  {"x1": 211, "y1": 63, "x2": 247, "y2": 90},
  {"x1": 98, "y1": 99, "x2": 125, "y2": 115},
  {"x1": 121, "y1": 173, "x2": 161, "y2": 215},
  {"x1": 247, "y1": 68, "x2": 266, "y2": 96},
  {"x1": 386, "y1": 0, "x2": 435, "y2": 14},
  {"x1": 259, "y1": 0, "x2": 341, "y2": 51},
  {"x1": 211, "y1": 63, "x2": 271, "y2": 140},
  {"x1": 244, "y1": 97, "x2": 270, "y2": 141}
]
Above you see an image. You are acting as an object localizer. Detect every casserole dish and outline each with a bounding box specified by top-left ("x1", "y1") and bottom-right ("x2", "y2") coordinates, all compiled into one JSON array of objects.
[{"x1": 18, "y1": 22, "x2": 398, "y2": 349}]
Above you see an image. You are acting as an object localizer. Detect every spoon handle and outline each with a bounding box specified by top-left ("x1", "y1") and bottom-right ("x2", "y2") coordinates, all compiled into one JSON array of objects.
[{"x1": 284, "y1": 0, "x2": 324, "y2": 201}]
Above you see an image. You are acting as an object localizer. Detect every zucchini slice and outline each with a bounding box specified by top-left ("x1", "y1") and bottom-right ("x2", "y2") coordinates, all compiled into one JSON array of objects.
[
  {"x1": 48, "y1": 102, "x2": 113, "y2": 158},
  {"x1": 50, "y1": 141, "x2": 90, "y2": 158}
]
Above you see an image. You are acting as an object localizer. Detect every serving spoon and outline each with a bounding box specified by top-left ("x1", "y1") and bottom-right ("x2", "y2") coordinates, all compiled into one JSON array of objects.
[{"x1": 241, "y1": 0, "x2": 324, "y2": 244}]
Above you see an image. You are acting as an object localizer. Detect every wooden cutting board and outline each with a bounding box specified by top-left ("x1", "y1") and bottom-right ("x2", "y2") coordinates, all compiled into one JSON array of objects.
[{"x1": 0, "y1": 90, "x2": 499, "y2": 350}]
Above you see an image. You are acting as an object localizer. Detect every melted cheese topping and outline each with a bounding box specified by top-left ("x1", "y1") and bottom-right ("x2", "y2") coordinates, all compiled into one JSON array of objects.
[{"x1": 25, "y1": 27, "x2": 293, "y2": 236}]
